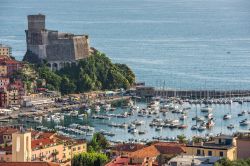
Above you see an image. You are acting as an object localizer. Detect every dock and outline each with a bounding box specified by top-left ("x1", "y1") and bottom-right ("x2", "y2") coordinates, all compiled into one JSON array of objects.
[{"x1": 136, "y1": 86, "x2": 250, "y2": 99}]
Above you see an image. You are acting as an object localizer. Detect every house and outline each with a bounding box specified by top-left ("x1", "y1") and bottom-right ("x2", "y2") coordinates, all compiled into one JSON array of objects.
[
  {"x1": 111, "y1": 143, "x2": 146, "y2": 156},
  {"x1": 167, "y1": 155, "x2": 220, "y2": 166},
  {"x1": 0, "y1": 162, "x2": 60, "y2": 166},
  {"x1": 185, "y1": 135, "x2": 237, "y2": 160},
  {"x1": 0, "y1": 128, "x2": 87, "y2": 165},
  {"x1": 236, "y1": 130, "x2": 250, "y2": 159},
  {"x1": 108, "y1": 142, "x2": 185, "y2": 166}
]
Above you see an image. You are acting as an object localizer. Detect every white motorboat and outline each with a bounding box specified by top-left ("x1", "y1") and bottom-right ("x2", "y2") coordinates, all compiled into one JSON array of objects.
[
  {"x1": 201, "y1": 105, "x2": 213, "y2": 112},
  {"x1": 223, "y1": 114, "x2": 232, "y2": 120}
]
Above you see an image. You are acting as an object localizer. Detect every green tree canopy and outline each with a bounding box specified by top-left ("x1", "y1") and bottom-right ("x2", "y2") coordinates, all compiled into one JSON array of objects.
[
  {"x1": 88, "y1": 132, "x2": 109, "y2": 153},
  {"x1": 72, "y1": 152, "x2": 108, "y2": 166}
]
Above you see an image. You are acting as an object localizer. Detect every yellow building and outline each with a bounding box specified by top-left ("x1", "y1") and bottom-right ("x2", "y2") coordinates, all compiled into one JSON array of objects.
[
  {"x1": 0, "y1": 44, "x2": 11, "y2": 57},
  {"x1": 12, "y1": 131, "x2": 32, "y2": 162},
  {"x1": 0, "y1": 65, "x2": 7, "y2": 77},
  {"x1": 185, "y1": 135, "x2": 237, "y2": 161}
]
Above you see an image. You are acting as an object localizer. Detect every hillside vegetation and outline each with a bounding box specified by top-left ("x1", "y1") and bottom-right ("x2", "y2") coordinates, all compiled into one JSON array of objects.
[{"x1": 37, "y1": 51, "x2": 135, "y2": 94}]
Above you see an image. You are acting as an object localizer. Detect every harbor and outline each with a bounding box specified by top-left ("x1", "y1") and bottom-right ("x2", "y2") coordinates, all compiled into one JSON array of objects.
[{"x1": 2, "y1": 94, "x2": 250, "y2": 144}]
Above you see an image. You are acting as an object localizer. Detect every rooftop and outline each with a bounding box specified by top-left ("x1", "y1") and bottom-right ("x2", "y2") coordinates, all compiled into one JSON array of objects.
[
  {"x1": 113, "y1": 143, "x2": 146, "y2": 153},
  {"x1": 106, "y1": 156, "x2": 141, "y2": 166},
  {"x1": 31, "y1": 138, "x2": 57, "y2": 150},
  {"x1": 0, "y1": 162, "x2": 60, "y2": 166}
]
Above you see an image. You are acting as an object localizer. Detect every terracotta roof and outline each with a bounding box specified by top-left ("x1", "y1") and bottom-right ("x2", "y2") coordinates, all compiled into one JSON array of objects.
[
  {"x1": 105, "y1": 156, "x2": 141, "y2": 166},
  {"x1": 153, "y1": 142, "x2": 186, "y2": 155},
  {"x1": 129, "y1": 145, "x2": 160, "y2": 158},
  {"x1": 38, "y1": 132, "x2": 56, "y2": 139},
  {"x1": 113, "y1": 143, "x2": 146, "y2": 153},
  {"x1": 31, "y1": 138, "x2": 55, "y2": 149},
  {"x1": 0, "y1": 162, "x2": 60, "y2": 166}
]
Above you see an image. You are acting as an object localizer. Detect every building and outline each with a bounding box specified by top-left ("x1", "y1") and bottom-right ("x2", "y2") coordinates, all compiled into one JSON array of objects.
[
  {"x1": 24, "y1": 14, "x2": 91, "y2": 71},
  {"x1": 0, "y1": 88, "x2": 8, "y2": 108},
  {"x1": 108, "y1": 142, "x2": 185, "y2": 166},
  {"x1": 0, "y1": 162, "x2": 60, "y2": 166},
  {"x1": 185, "y1": 135, "x2": 237, "y2": 161},
  {"x1": 0, "y1": 56, "x2": 22, "y2": 77},
  {"x1": 0, "y1": 127, "x2": 18, "y2": 144},
  {"x1": 111, "y1": 143, "x2": 146, "y2": 156},
  {"x1": 236, "y1": 130, "x2": 250, "y2": 159},
  {"x1": 12, "y1": 131, "x2": 32, "y2": 162},
  {"x1": 0, "y1": 129, "x2": 87, "y2": 165},
  {"x1": 0, "y1": 65, "x2": 7, "y2": 77},
  {"x1": 136, "y1": 86, "x2": 155, "y2": 97},
  {"x1": 167, "y1": 155, "x2": 220, "y2": 166},
  {"x1": 0, "y1": 44, "x2": 12, "y2": 57},
  {"x1": 0, "y1": 78, "x2": 9, "y2": 89}
]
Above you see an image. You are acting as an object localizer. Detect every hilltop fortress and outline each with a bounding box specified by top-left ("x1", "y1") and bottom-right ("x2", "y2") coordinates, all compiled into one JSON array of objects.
[{"x1": 23, "y1": 14, "x2": 91, "y2": 70}]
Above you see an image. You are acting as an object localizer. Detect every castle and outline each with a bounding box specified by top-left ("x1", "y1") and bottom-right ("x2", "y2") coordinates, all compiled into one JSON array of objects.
[{"x1": 23, "y1": 14, "x2": 91, "y2": 70}]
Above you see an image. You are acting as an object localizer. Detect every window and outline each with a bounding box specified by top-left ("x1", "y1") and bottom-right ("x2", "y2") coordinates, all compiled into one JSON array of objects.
[
  {"x1": 197, "y1": 149, "x2": 201, "y2": 155},
  {"x1": 220, "y1": 151, "x2": 224, "y2": 157},
  {"x1": 78, "y1": 146, "x2": 81, "y2": 150},
  {"x1": 208, "y1": 151, "x2": 212, "y2": 156}
]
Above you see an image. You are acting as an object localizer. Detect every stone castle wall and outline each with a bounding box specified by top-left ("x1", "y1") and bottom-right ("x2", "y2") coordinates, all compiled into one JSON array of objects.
[{"x1": 24, "y1": 14, "x2": 90, "y2": 70}]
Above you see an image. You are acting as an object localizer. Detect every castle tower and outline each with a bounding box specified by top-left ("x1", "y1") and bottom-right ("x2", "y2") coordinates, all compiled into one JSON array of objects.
[
  {"x1": 12, "y1": 132, "x2": 31, "y2": 162},
  {"x1": 28, "y1": 14, "x2": 45, "y2": 32}
]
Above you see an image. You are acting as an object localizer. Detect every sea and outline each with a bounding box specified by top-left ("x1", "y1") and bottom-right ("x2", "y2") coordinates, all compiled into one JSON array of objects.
[{"x1": 0, "y1": 0, "x2": 250, "y2": 90}]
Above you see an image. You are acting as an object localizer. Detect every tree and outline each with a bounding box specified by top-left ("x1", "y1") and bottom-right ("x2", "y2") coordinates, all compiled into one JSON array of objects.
[
  {"x1": 72, "y1": 152, "x2": 108, "y2": 166},
  {"x1": 60, "y1": 75, "x2": 76, "y2": 94},
  {"x1": 177, "y1": 134, "x2": 187, "y2": 144},
  {"x1": 88, "y1": 133, "x2": 109, "y2": 152},
  {"x1": 38, "y1": 65, "x2": 61, "y2": 90},
  {"x1": 215, "y1": 158, "x2": 250, "y2": 166}
]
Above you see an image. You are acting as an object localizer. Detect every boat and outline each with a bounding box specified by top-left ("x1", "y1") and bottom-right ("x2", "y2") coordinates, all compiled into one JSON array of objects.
[
  {"x1": 198, "y1": 125, "x2": 206, "y2": 131},
  {"x1": 130, "y1": 128, "x2": 138, "y2": 134},
  {"x1": 191, "y1": 125, "x2": 198, "y2": 130},
  {"x1": 95, "y1": 105, "x2": 100, "y2": 112},
  {"x1": 205, "y1": 113, "x2": 213, "y2": 119},
  {"x1": 201, "y1": 105, "x2": 213, "y2": 112},
  {"x1": 103, "y1": 104, "x2": 111, "y2": 111},
  {"x1": 138, "y1": 130, "x2": 146, "y2": 135},
  {"x1": 240, "y1": 119, "x2": 250, "y2": 126},
  {"x1": 155, "y1": 126, "x2": 162, "y2": 131},
  {"x1": 34, "y1": 117, "x2": 42, "y2": 123},
  {"x1": 223, "y1": 114, "x2": 232, "y2": 120},
  {"x1": 179, "y1": 115, "x2": 187, "y2": 120},
  {"x1": 227, "y1": 124, "x2": 234, "y2": 129},
  {"x1": 178, "y1": 125, "x2": 188, "y2": 129},
  {"x1": 206, "y1": 120, "x2": 215, "y2": 128}
]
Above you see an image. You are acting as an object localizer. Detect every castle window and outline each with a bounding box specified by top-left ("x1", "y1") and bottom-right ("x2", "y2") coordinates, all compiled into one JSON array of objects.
[
  {"x1": 220, "y1": 151, "x2": 224, "y2": 157},
  {"x1": 208, "y1": 151, "x2": 212, "y2": 156}
]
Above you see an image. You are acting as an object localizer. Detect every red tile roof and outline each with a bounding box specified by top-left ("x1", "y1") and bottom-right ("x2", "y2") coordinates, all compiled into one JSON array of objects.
[
  {"x1": 129, "y1": 145, "x2": 160, "y2": 158},
  {"x1": 0, "y1": 162, "x2": 60, "y2": 166},
  {"x1": 105, "y1": 156, "x2": 141, "y2": 166},
  {"x1": 128, "y1": 142, "x2": 186, "y2": 159},
  {"x1": 31, "y1": 138, "x2": 55, "y2": 149},
  {"x1": 153, "y1": 142, "x2": 186, "y2": 155}
]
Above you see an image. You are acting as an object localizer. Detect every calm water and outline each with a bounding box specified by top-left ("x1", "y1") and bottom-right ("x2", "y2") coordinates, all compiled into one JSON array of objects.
[
  {"x1": 7, "y1": 102, "x2": 250, "y2": 141},
  {"x1": 1, "y1": 0, "x2": 250, "y2": 89}
]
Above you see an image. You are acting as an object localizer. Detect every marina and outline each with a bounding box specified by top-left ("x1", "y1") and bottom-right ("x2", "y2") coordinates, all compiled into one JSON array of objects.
[{"x1": 2, "y1": 96, "x2": 250, "y2": 143}]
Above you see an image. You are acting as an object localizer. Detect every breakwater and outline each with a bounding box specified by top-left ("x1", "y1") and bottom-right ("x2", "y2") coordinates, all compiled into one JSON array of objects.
[{"x1": 136, "y1": 87, "x2": 250, "y2": 98}]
